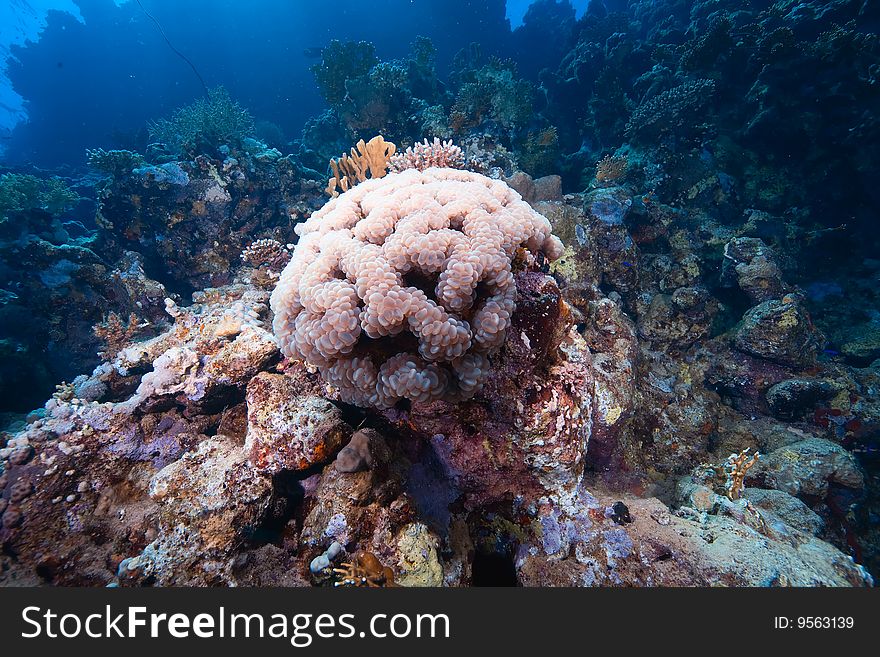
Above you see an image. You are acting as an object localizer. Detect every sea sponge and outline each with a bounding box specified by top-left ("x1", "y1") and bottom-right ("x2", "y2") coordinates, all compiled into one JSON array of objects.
[{"x1": 271, "y1": 167, "x2": 564, "y2": 409}]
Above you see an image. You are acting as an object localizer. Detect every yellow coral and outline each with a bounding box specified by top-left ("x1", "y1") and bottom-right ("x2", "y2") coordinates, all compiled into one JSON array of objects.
[
  {"x1": 777, "y1": 309, "x2": 799, "y2": 329},
  {"x1": 605, "y1": 406, "x2": 623, "y2": 425},
  {"x1": 326, "y1": 135, "x2": 396, "y2": 197}
]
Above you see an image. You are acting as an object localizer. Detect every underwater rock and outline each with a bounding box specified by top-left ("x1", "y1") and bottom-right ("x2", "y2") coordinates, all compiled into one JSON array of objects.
[
  {"x1": 765, "y1": 377, "x2": 844, "y2": 420},
  {"x1": 0, "y1": 280, "x2": 285, "y2": 585},
  {"x1": 630, "y1": 346, "x2": 729, "y2": 476},
  {"x1": 532, "y1": 174, "x2": 563, "y2": 203},
  {"x1": 743, "y1": 488, "x2": 825, "y2": 536},
  {"x1": 541, "y1": 189, "x2": 639, "y2": 298},
  {"x1": 298, "y1": 433, "x2": 407, "y2": 574},
  {"x1": 721, "y1": 237, "x2": 788, "y2": 304},
  {"x1": 637, "y1": 286, "x2": 720, "y2": 348},
  {"x1": 584, "y1": 186, "x2": 632, "y2": 226},
  {"x1": 835, "y1": 323, "x2": 880, "y2": 366},
  {"x1": 540, "y1": 200, "x2": 602, "y2": 294},
  {"x1": 515, "y1": 493, "x2": 870, "y2": 587},
  {"x1": 119, "y1": 318, "x2": 278, "y2": 416},
  {"x1": 394, "y1": 522, "x2": 444, "y2": 587},
  {"x1": 503, "y1": 171, "x2": 563, "y2": 205},
  {"x1": 245, "y1": 372, "x2": 351, "y2": 474},
  {"x1": 335, "y1": 429, "x2": 376, "y2": 473},
  {"x1": 756, "y1": 437, "x2": 865, "y2": 499},
  {"x1": 733, "y1": 297, "x2": 823, "y2": 369},
  {"x1": 583, "y1": 297, "x2": 637, "y2": 468},
  {"x1": 138, "y1": 435, "x2": 274, "y2": 585}
]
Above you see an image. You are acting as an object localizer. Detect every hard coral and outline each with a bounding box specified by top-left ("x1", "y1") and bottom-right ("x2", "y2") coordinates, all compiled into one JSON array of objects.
[
  {"x1": 0, "y1": 173, "x2": 78, "y2": 218},
  {"x1": 93, "y1": 311, "x2": 148, "y2": 359},
  {"x1": 270, "y1": 167, "x2": 564, "y2": 409},
  {"x1": 310, "y1": 40, "x2": 379, "y2": 108},
  {"x1": 325, "y1": 136, "x2": 396, "y2": 198},
  {"x1": 389, "y1": 138, "x2": 465, "y2": 172},
  {"x1": 595, "y1": 153, "x2": 629, "y2": 184},
  {"x1": 240, "y1": 238, "x2": 291, "y2": 272},
  {"x1": 147, "y1": 87, "x2": 255, "y2": 156}
]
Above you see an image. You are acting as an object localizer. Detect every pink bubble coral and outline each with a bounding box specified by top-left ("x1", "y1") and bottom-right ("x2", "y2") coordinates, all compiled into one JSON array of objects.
[{"x1": 270, "y1": 167, "x2": 563, "y2": 409}]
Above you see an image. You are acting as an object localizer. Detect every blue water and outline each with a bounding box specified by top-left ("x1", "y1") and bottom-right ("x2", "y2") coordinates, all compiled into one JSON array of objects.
[{"x1": 1, "y1": 0, "x2": 531, "y2": 166}]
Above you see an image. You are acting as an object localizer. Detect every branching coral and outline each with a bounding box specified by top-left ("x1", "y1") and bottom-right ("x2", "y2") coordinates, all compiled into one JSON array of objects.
[
  {"x1": 93, "y1": 311, "x2": 148, "y2": 359},
  {"x1": 0, "y1": 173, "x2": 79, "y2": 218},
  {"x1": 240, "y1": 238, "x2": 292, "y2": 288},
  {"x1": 595, "y1": 153, "x2": 629, "y2": 184},
  {"x1": 389, "y1": 138, "x2": 464, "y2": 172},
  {"x1": 147, "y1": 87, "x2": 255, "y2": 156},
  {"x1": 40, "y1": 178, "x2": 80, "y2": 215},
  {"x1": 724, "y1": 448, "x2": 760, "y2": 501},
  {"x1": 240, "y1": 238, "x2": 291, "y2": 271},
  {"x1": 86, "y1": 149, "x2": 146, "y2": 179},
  {"x1": 333, "y1": 552, "x2": 396, "y2": 587},
  {"x1": 0, "y1": 173, "x2": 41, "y2": 218},
  {"x1": 451, "y1": 58, "x2": 535, "y2": 131},
  {"x1": 705, "y1": 448, "x2": 761, "y2": 501},
  {"x1": 625, "y1": 79, "x2": 716, "y2": 141},
  {"x1": 517, "y1": 126, "x2": 560, "y2": 178},
  {"x1": 271, "y1": 167, "x2": 564, "y2": 409},
  {"x1": 310, "y1": 40, "x2": 379, "y2": 108},
  {"x1": 325, "y1": 136, "x2": 397, "y2": 197}
]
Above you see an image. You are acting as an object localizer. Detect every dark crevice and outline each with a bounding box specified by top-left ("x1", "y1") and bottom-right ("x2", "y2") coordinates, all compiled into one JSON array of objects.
[{"x1": 471, "y1": 549, "x2": 518, "y2": 587}]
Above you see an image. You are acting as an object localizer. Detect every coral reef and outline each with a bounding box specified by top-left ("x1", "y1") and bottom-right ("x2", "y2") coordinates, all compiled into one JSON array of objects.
[
  {"x1": 94, "y1": 137, "x2": 322, "y2": 292},
  {"x1": 1, "y1": 0, "x2": 879, "y2": 590},
  {"x1": 389, "y1": 139, "x2": 465, "y2": 172},
  {"x1": 0, "y1": 173, "x2": 78, "y2": 218}
]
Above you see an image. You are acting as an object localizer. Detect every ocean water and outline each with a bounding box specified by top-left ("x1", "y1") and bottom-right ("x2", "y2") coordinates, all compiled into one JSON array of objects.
[{"x1": 0, "y1": 0, "x2": 878, "y2": 587}]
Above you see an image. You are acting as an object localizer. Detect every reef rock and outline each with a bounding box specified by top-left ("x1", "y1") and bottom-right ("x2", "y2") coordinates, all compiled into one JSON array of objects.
[
  {"x1": 244, "y1": 372, "x2": 351, "y2": 474},
  {"x1": 733, "y1": 297, "x2": 823, "y2": 369},
  {"x1": 134, "y1": 435, "x2": 274, "y2": 586},
  {"x1": 516, "y1": 493, "x2": 869, "y2": 587},
  {"x1": 721, "y1": 237, "x2": 788, "y2": 303},
  {"x1": 755, "y1": 437, "x2": 865, "y2": 499}
]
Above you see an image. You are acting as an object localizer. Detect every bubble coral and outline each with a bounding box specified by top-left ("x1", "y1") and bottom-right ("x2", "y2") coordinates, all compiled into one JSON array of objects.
[{"x1": 270, "y1": 167, "x2": 564, "y2": 409}]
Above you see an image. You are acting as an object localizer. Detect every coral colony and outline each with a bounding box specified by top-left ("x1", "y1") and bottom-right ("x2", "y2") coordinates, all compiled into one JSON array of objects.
[
  {"x1": 272, "y1": 166, "x2": 564, "y2": 408},
  {"x1": 0, "y1": 0, "x2": 878, "y2": 589}
]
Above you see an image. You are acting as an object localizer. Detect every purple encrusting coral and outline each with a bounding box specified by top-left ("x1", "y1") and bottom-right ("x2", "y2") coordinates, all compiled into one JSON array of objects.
[{"x1": 105, "y1": 422, "x2": 187, "y2": 470}]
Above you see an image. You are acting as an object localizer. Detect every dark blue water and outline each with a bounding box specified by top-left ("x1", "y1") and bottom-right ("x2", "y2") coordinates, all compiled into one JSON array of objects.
[{"x1": 2, "y1": 0, "x2": 524, "y2": 167}]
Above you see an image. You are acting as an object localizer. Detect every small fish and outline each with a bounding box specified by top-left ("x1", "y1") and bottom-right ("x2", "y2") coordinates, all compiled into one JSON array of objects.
[
  {"x1": 823, "y1": 348, "x2": 840, "y2": 356},
  {"x1": 622, "y1": 261, "x2": 633, "y2": 268}
]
